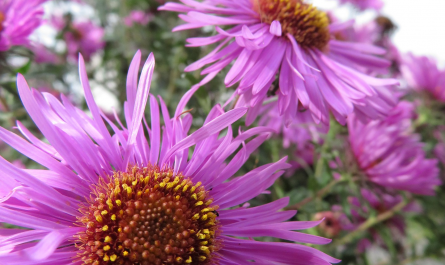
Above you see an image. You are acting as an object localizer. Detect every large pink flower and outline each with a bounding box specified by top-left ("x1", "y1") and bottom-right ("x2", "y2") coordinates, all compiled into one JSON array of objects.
[
  {"x1": 0, "y1": 51, "x2": 339, "y2": 264},
  {"x1": 160, "y1": 0, "x2": 398, "y2": 127}
]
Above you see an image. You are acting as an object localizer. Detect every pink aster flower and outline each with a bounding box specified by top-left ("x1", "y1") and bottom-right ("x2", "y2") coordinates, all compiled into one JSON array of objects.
[
  {"x1": 159, "y1": 0, "x2": 398, "y2": 127},
  {"x1": 348, "y1": 101, "x2": 441, "y2": 195},
  {"x1": 123, "y1": 10, "x2": 152, "y2": 27},
  {"x1": 50, "y1": 15, "x2": 105, "y2": 62},
  {"x1": 400, "y1": 53, "x2": 445, "y2": 102},
  {"x1": 64, "y1": 20, "x2": 105, "y2": 62},
  {"x1": 0, "y1": 0, "x2": 47, "y2": 51},
  {"x1": 0, "y1": 51, "x2": 339, "y2": 264},
  {"x1": 338, "y1": 0, "x2": 384, "y2": 11},
  {"x1": 259, "y1": 102, "x2": 324, "y2": 171}
]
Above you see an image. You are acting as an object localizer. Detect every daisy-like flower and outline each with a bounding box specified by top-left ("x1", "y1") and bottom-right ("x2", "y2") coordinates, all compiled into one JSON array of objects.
[
  {"x1": 348, "y1": 101, "x2": 441, "y2": 195},
  {"x1": 159, "y1": 0, "x2": 398, "y2": 127},
  {"x1": 259, "y1": 102, "x2": 323, "y2": 170},
  {"x1": 0, "y1": 51, "x2": 339, "y2": 264},
  {"x1": 52, "y1": 16, "x2": 105, "y2": 62},
  {"x1": 65, "y1": 20, "x2": 105, "y2": 62},
  {"x1": 0, "y1": 0, "x2": 47, "y2": 51},
  {"x1": 400, "y1": 53, "x2": 445, "y2": 102},
  {"x1": 338, "y1": 0, "x2": 383, "y2": 11}
]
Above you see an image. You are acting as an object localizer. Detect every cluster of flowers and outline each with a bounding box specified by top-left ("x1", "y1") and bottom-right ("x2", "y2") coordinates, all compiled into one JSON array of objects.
[{"x1": 0, "y1": 0, "x2": 443, "y2": 264}]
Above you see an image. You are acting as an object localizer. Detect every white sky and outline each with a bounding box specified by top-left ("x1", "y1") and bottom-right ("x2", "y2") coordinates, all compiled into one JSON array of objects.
[{"x1": 312, "y1": 0, "x2": 445, "y2": 64}]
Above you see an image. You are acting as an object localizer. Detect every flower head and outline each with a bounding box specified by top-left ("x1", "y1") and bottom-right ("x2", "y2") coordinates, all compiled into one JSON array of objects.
[
  {"x1": 348, "y1": 101, "x2": 441, "y2": 195},
  {"x1": 0, "y1": 0, "x2": 47, "y2": 51},
  {"x1": 401, "y1": 53, "x2": 445, "y2": 102},
  {"x1": 65, "y1": 20, "x2": 105, "y2": 62},
  {"x1": 0, "y1": 51, "x2": 339, "y2": 264},
  {"x1": 338, "y1": 0, "x2": 384, "y2": 11},
  {"x1": 159, "y1": 0, "x2": 398, "y2": 127},
  {"x1": 51, "y1": 16, "x2": 105, "y2": 62},
  {"x1": 124, "y1": 10, "x2": 152, "y2": 27}
]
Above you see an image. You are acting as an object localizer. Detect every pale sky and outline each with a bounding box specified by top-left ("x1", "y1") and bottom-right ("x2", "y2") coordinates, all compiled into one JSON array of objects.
[{"x1": 312, "y1": 0, "x2": 445, "y2": 64}]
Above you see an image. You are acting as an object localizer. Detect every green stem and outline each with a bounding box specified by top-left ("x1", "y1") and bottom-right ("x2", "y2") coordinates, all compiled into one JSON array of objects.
[
  {"x1": 334, "y1": 199, "x2": 409, "y2": 246},
  {"x1": 284, "y1": 178, "x2": 343, "y2": 210}
]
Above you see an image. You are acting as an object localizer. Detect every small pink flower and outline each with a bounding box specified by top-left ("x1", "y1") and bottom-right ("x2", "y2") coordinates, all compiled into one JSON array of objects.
[
  {"x1": 65, "y1": 21, "x2": 105, "y2": 62},
  {"x1": 123, "y1": 10, "x2": 152, "y2": 27},
  {"x1": 259, "y1": 102, "x2": 324, "y2": 172}
]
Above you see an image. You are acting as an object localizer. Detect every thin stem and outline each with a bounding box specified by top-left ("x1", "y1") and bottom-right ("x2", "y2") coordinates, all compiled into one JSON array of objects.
[
  {"x1": 334, "y1": 199, "x2": 409, "y2": 246},
  {"x1": 284, "y1": 178, "x2": 343, "y2": 210}
]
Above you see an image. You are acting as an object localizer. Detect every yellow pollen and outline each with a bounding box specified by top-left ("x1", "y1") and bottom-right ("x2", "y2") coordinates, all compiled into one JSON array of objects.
[
  {"x1": 106, "y1": 199, "x2": 113, "y2": 210},
  {"x1": 75, "y1": 165, "x2": 219, "y2": 264},
  {"x1": 254, "y1": 0, "x2": 330, "y2": 49}
]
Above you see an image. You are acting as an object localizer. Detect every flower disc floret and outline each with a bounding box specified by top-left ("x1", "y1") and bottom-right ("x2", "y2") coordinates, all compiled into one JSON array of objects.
[
  {"x1": 0, "y1": 12, "x2": 5, "y2": 32},
  {"x1": 76, "y1": 166, "x2": 219, "y2": 265},
  {"x1": 254, "y1": 0, "x2": 330, "y2": 49}
]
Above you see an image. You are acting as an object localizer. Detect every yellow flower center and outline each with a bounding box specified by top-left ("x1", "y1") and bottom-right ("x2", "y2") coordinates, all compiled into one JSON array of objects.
[
  {"x1": 75, "y1": 166, "x2": 219, "y2": 265},
  {"x1": 254, "y1": 0, "x2": 330, "y2": 49},
  {"x1": 0, "y1": 12, "x2": 5, "y2": 33}
]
